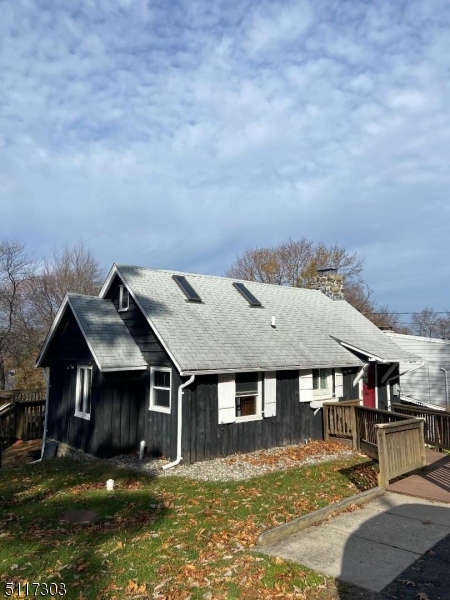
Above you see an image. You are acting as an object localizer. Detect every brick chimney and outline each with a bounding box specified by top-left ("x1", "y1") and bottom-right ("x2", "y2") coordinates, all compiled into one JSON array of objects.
[{"x1": 309, "y1": 268, "x2": 344, "y2": 300}]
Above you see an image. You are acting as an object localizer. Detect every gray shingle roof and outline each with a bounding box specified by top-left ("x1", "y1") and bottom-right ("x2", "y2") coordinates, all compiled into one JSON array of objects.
[
  {"x1": 68, "y1": 294, "x2": 147, "y2": 371},
  {"x1": 114, "y1": 265, "x2": 416, "y2": 373}
]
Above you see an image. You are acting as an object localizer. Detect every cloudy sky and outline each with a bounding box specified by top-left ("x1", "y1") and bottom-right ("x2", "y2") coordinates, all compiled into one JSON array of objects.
[{"x1": 2, "y1": 0, "x2": 449, "y2": 319}]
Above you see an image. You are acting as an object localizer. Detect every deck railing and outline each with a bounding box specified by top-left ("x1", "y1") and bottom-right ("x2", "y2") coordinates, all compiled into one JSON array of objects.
[
  {"x1": 0, "y1": 389, "x2": 46, "y2": 466},
  {"x1": 0, "y1": 388, "x2": 46, "y2": 403},
  {"x1": 391, "y1": 403, "x2": 450, "y2": 452},
  {"x1": 323, "y1": 400, "x2": 426, "y2": 487},
  {"x1": 377, "y1": 419, "x2": 426, "y2": 487}
]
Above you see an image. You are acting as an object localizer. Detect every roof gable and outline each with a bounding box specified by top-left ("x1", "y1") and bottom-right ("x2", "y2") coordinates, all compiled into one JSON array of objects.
[{"x1": 36, "y1": 294, "x2": 147, "y2": 372}]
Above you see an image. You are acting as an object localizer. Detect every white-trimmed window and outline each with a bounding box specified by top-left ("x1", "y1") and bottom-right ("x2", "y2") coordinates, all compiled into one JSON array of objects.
[
  {"x1": 313, "y1": 368, "x2": 333, "y2": 398},
  {"x1": 150, "y1": 367, "x2": 171, "y2": 413},
  {"x1": 119, "y1": 285, "x2": 129, "y2": 311},
  {"x1": 75, "y1": 366, "x2": 92, "y2": 420},
  {"x1": 218, "y1": 372, "x2": 265, "y2": 424},
  {"x1": 235, "y1": 372, "x2": 262, "y2": 420}
]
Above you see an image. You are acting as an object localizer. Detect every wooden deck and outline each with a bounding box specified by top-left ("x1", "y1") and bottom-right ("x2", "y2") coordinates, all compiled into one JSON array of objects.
[{"x1": 388, "y1": 449, "x2": 450, "y2": 503}]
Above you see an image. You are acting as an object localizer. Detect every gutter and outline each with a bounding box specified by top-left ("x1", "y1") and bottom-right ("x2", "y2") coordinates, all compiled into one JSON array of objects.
[
  {"x1": 179, "y1": 363, "x2": 363, "y2": 377},
  {"x1": 387, "y1": 361, "x2": 425, "y2": 384},
  {"x1": 162, "y1": 374, "x2": 195, "y2": 470}
]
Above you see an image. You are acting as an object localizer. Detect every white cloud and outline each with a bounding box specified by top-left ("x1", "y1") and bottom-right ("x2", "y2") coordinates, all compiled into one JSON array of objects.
[
  {"x1": 243, "y1": 0, "x2": 313, "y2": 54},
  {"x1": 1, "y1": 0, "x2": 450, "y2": 314}
]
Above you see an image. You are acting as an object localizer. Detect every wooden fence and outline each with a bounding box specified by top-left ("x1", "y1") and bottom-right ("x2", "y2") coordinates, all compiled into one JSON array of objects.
[
  {"x1": 0, "y1": 390, "x2": 46, "y2": 466},
  {"x1": 392, "y1": 403, "x2": 450, "y2": 452},
  {"x1": 0, "y1": 403, "x2": 16, "y2": 448},
  {"x1": 0, "y1": 388, "x2": 46, "y2": 403},
  {"x1": 323, "y1": 401, "x2": 426, "y2": 488}
]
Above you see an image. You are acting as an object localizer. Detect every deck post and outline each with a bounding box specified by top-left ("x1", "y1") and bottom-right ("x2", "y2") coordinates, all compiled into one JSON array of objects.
[
  {"x1": 434, "y1": 417, "x2": 441, "y2": 452},
  {"x1": 419, "y1": 420, "x2": 426, "y2": 466},
  {"x1": 323, "y1": 405, "x2": 329, "y2": 442},
  {"x1": 14, "y1": 402, "x2": 24, "y2": 440},
  {"x1": 376, "y1": 427, "x2": 389, "y2": 488},
  {"x1": 350, "y1": 406, "x2": 358, "y2": 450}
]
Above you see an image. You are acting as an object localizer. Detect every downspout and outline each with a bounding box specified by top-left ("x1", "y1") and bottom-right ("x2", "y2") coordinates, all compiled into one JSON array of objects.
[
  {"x1": 163, "y1": 374, "x2": 195, "y2": 470},
  {"x1": 32, "y1": 368, "x2": 50, "y2": 463},
  {"x1": 440, "y1": 368, "x2": 449, "y2": 406}
]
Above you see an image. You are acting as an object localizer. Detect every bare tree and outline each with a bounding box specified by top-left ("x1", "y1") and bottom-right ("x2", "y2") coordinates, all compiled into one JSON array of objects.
[
  {"x1": 225, "y1": 246, "x2": 285, "y2": 285},
  {"x1": 411, "y1": 308, "x2": 450, "y2": 339},
  {"x1": 30, "y1": 240, "x2": 104, "y2": 332},
  {"x1": 225, "y1": 238, "x2": 410, "y2": 331},
  {"x1": 344, "y1": 282, "x2": 375, "y2": 319},
  {"x1": 226, "y1": 238, "x2": 364, "y2": 288},
  {"x1": 301, "y1": 242, "x2": 365, "y2": 287},
  {"x1": 0, "y1": 240, "x2": 38, "y2": 389}
]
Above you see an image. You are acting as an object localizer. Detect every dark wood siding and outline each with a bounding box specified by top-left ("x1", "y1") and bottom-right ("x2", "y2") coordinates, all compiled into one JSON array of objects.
[
  {"x1": 44, "y1": 310, "x2": 93, "y2": 365},
  {"x1": 46, "y1": 275, "x2": 183, "y2": 460},
  {"x1": 105, "y1": 274, "x2": 183, "y2": 459},
  {"x1": 106, "y1": 275, "x2": 171, "y2": 366},
  {"x1": 93, "y1": 371, "x2": 147, "y2": 457},
  {"x1": 342, "y1": 367, "x2": 361, "y2": 400},
  {"x1": 48, "y1": 360, "x2": 147, "y2": 457},
  {"x1": 181, "y1": 370, "x2": 324, "y2": 464},
  {"x1": 46, "y1": 306, "x2": 149, "y2": 458},
  {"x1": 145, "y1": 369, "x2": 182, "y2": 459}
]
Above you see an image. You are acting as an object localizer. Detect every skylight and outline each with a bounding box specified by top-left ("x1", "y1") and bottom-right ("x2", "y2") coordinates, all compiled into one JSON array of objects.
[
  {"x1": 233, "y1": 282, "x2": 262, "y2": 307},
  {"x1": 173, "y1": 275, "x2": 202, "y2": 302}
]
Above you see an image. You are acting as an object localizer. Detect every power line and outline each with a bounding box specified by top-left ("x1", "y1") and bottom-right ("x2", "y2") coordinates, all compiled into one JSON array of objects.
[{"x1": 372, "y1": 311, "x2": 449, "y2": 315}]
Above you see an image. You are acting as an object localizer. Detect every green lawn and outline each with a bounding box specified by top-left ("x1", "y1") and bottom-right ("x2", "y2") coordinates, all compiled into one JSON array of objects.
[{"x1": 0, "y1": 454, "x2": 378, "y2": 599}]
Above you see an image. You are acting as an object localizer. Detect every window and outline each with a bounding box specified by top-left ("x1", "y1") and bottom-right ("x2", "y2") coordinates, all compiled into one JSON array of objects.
[
  {"x1": 235, "y1": 372, "x2": 261, "y2": 420},
  {"x1": 312, "y1": 368, "x2": 332, "y2": 398},
  {"x1": 119, "y1": 285, "x2": 129, "y2": 311},
  {"x1": 218, "y1": 372, "x2": 268, "y2": 423},
  {"x1": 75, "y1": 366, "x2": 92, "y2": 420},
  {"x1": 150, "y1": 367, "x2": 171, "y2": 413}
]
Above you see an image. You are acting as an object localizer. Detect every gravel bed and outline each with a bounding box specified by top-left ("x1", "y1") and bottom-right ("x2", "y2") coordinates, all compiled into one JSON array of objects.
[{"x1": 105, "y1": 442, "x2": 356, "y2": 482}]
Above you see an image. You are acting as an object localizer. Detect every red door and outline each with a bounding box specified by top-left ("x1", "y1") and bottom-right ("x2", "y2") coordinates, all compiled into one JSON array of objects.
[{"x1": 362, "y1": 363, "x2": 376, "y2": 408}]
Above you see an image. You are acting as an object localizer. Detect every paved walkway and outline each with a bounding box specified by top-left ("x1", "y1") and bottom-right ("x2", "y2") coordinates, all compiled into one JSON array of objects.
[
  {"x1": 260, "y1": 492, "x2": 450, "y2": 594},
  {"x1": 388, "y1": 449, "x2": 450, "y2": 503}
]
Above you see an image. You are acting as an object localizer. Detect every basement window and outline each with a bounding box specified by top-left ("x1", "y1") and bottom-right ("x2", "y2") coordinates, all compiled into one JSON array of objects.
[
  {"x1": 119, "y1": 285, "x2": 129, "y2": 311},
  {"x1": 75, "y1": 366, "x2": 92, "y2": 420},
  {"x1": 150, "y1": 367, "x2": 172, "y2": 414}
]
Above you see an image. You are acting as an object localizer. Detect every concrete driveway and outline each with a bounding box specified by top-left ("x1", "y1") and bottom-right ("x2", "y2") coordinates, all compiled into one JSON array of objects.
[{"x1": 259, "y1": 492, "x2": 450, "y2": 597}]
